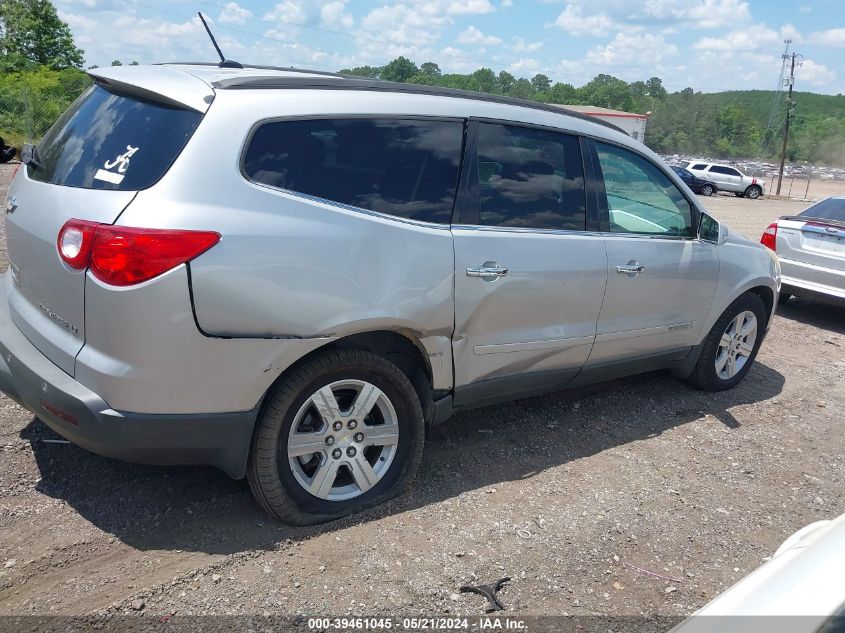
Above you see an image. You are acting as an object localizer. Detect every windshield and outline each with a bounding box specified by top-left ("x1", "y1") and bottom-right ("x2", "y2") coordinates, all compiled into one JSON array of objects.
[{"x1": 27, "y1": 84, "x2": 202, "y2": 191}]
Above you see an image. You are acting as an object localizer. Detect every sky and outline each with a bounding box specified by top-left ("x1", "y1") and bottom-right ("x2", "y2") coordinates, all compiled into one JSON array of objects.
[{"x1": 54, "y1": 0, "x2": 845, "y2": 94}]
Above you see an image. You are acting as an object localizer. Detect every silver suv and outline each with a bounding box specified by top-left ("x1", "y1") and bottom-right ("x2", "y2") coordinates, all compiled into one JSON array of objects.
[
  {"x1": 0, "y1": 63, "x2": 780, "y2": 525},
  {"x1": 684, "y1": 161, "x2": 766, "y2": 199}
]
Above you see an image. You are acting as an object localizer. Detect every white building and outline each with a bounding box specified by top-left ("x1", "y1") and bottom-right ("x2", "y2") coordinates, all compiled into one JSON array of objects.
[{"x1": 551, "y1": 105, "x2": 649, "y2": 142}]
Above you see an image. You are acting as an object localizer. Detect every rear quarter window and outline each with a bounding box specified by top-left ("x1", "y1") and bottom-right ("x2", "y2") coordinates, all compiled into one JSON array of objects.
[
  {"x1": 243, "y1": 117, "x2": 464, "y2": 224},
  {"x1": 28, "y1": 85, "x2": 202, "y2": 191}
]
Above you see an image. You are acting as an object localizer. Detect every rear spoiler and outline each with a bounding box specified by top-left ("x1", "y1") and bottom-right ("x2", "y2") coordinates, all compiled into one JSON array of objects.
[
  {"x1": 780, "y1": 215, "x2": 845, "y2": 230},
  {"x1": 88, "y1": 66, "x2": 214, "y2": 113}
]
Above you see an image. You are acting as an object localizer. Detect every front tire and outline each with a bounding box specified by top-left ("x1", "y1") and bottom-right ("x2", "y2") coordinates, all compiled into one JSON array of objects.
[
  {"x1": 688, "y1": 293, "x2": 766, "y2": 392},
  {"x1": 700, "y1": 184, "x2": 715, "y2": 196},
  {"x1": 247, "y1": 350, "x2": 425, "y2": 525},
  {"x1": 745, "y1": 185, "x2": 762, "y2": 199}
]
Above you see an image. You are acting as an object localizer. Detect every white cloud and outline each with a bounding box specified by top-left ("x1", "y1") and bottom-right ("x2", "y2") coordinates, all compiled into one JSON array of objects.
[
  {"x1": 218, "y1": 2, "x2": 252, "y2": 25},
  {"x1": 682, "y1": 0, "x2": 751, "y2": 29},
  {"x1": 263, "y1": 1, "x2": 353, "y2": 30},
  {"x1": 554, "y1": 0, "x2": 751, "y2": 35},
  {"x1": 457, "y1": 25, "x2": 502, "y2": 45},
  {"x1": 320, "y1": 1, "x2": 353, "y2": 28},
  {"x1": 586, "y1": 32, "x2": 679, "y2": 66},
  {"x1": 361, "y1": 4, "x2": 448, "y2": 48},
  {"x1": 553, "y1": 4, "x2": 615, "y2": 36},
  {"x1": 811, "y1": 28, "x2": 845, "y2": 47},
  {"x1": 447, "y1": 0, "x2": 496, "y2": 14},
  {"x1": 508, "y1": 58, "x2": 541, "y2": 73},
  {"x1": 511, "y1": 38, "x2": 543, "y2": 53},
  {"x1": 798, "y1": 59, "x2": 836, "y2": 86},
  {"x1": 693, "y1": 27, "x2": 777, "y2": 52},
  {"x1": 692, "y1": 24, "x2": 801, "y2": 52}
]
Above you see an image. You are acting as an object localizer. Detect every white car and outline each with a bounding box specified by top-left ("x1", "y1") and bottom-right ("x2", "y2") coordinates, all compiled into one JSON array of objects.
[
  {"x1": 761, "y1": 197, "x2": 845, "y2": 305},
  {"x1": 685, "y1": 161, "x2": 766, "y2": 199},
  {"x1": 671, "y1": 512, "x2": 845, "y2": 633}
]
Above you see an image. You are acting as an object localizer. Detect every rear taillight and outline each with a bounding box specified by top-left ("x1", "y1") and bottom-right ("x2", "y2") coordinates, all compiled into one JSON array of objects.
[
  {"x1": 58, "y1": 219, "x2": 220, "y2": 286},
  {"x1": 58, "y1": 219, "x2": 99, "y2": 269},
  {"x1": 760, "y1": 222, "x2": 778, "y2": 251},
  {"x1": 751, "y1": 178, "x2": 757, "y2": 185}
]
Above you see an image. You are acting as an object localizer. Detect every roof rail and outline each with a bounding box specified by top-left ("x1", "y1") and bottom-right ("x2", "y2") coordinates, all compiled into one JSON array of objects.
[
  {"x1": 160, "y1": 61, "x2": 347, "y2": 78},
  {"x1": 162, "y1": 63, "x2": 626, "y2": 134}
]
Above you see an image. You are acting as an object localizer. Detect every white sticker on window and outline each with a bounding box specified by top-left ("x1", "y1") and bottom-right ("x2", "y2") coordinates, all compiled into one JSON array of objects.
[{"x1": 94, "y1": 145, "x2": 139, "y2": 184}]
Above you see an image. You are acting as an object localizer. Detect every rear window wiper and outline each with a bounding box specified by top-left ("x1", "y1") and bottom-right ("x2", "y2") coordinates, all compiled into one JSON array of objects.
[{"x1": 21, "y1": 143, "x2": 42, "y2": 169}]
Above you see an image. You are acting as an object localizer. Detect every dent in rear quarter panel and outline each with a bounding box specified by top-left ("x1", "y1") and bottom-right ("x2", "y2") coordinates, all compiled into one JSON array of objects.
[
  {"x1": 75, "y1": 266, "x2": 334, "y2": 414},
  {"x1": 182, "y1": 189, "x2": 456, "y2": 390},
  {"x1": 117, "y1": 90, "x2": 457, "y2": 392}
]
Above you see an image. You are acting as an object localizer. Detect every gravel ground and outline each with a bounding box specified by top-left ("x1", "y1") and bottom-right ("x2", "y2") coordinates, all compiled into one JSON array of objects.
[{"x1": 0, "y1": 163, "x2": 843, "y2": 621}]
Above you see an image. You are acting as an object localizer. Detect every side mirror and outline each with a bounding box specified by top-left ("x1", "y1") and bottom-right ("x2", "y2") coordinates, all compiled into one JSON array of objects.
[{"x1": 698, "y1": 212, "x2": 726, "y2": 244}]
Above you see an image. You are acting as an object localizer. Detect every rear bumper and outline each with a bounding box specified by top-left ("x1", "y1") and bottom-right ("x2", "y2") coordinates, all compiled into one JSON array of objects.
[
  {"x1": 780, "y1": 257, "x2": 845, "y2": 303},
  {"x1": 0, "y1": 283, "x2": 257, "y2": 478}
]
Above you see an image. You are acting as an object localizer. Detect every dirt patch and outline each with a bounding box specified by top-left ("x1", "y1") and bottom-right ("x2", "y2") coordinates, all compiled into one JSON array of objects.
[{"x1": 0, "y1": 163, "x2": 842, "y2": 620}]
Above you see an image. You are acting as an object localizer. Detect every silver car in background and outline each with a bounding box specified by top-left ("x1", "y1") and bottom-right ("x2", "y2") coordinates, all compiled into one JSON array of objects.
[
  {"x1": 0, "y1": 63, "x2": 779, "y2": 525},
  {"x1": 761, "y1": 197, "x2": 845, "y2": 305}
]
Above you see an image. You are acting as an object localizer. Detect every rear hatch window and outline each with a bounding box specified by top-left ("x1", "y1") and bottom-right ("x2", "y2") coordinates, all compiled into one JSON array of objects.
[
  {"x1": 28, "y1": 84, "x2": 202, "y2": 191},
  {"x1": 799, "y1": 198, "x2": 845, "y2": 223}
]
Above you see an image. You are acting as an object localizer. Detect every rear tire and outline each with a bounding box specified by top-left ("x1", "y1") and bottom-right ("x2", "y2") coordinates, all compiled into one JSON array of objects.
[
  {"x1": 247, "y1": 350, "x2": 425, "y2": 525},
  {"x1": 745, "y1": 185, "x2": 762, "y2": 199},
  {"x1": 700, "y1": 184, "x2": 715, "y2": 196},
  {"x1": 687, "y1": 293, "x2": 766, "y2": 392}
]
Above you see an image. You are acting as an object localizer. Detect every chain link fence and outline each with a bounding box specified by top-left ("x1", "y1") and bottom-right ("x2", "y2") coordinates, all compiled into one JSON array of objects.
[{"x1": 0, "y1": 69, "x2": 91, "y2": 156}]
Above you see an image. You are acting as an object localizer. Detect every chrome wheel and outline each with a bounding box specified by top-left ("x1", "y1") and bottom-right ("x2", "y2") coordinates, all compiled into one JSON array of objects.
[
  {"x1": 746, "y1": 186, "x2": 761, "y2": 199},
  {"x1": 701, "y1": 184, "x2": 714, "y2": 196},
  {"x1": 286, "y1": 379, "x2": 399, "y2": 501},
  {"x1": 715, "y1": 311, "x2": 757, "y2": 379}
]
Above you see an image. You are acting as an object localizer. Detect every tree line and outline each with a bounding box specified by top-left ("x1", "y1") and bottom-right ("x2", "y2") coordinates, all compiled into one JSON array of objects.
[
  {"x1": 341, "y1": 57, "x2": 845, "y2": 167},
  {"x1": 2, "y1": 1, "x2": 844, "y2": 166}
]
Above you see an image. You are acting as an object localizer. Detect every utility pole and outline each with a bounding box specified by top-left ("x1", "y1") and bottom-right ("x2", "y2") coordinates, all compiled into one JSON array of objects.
[{"x1": 776, "y1": 51, "x2": 798, "y2": 196}]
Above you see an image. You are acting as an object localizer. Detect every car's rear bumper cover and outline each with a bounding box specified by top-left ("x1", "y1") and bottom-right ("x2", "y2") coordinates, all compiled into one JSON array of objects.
[
  {"x1": 780, "y1": 257, "x2": 845, "y2": 302},
  {"x1": 0, "y1": 282, "x2": 257, "y2": 478}
]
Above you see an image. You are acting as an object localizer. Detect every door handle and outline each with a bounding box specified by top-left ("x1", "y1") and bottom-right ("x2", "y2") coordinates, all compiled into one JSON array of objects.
[
  {"x1": 466, "y1": 263, "x2": 508, "y2": 280},
  {"x1": 616, "y1": 261, "x2": 645, "y2": 277}
]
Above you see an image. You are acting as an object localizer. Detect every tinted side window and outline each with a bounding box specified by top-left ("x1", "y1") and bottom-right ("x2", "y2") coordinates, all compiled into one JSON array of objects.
[
  {"x1": 690, "y1": 163, "x2": 708, "y2": 170},
  {"x1": 595, "y1": 142, "x2": 693, "y2": 237},
  {"x1": 708, "y1": 166, "x2": 740, "y2": 176},
  {"x1": 244, "y1": 118, "x2": 464, "y2": 224},
  {"x1": 474, "y1": 123, "x2": 586, "y2": 230}
]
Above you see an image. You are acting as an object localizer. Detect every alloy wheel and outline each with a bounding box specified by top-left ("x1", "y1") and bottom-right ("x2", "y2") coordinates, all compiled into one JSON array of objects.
[
  {"x1": 286, "y1": 379, "x2": 399, "y2": 501},
  {"x1": 715, "y1": 310, "x2": 758, "y2": 379}
]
